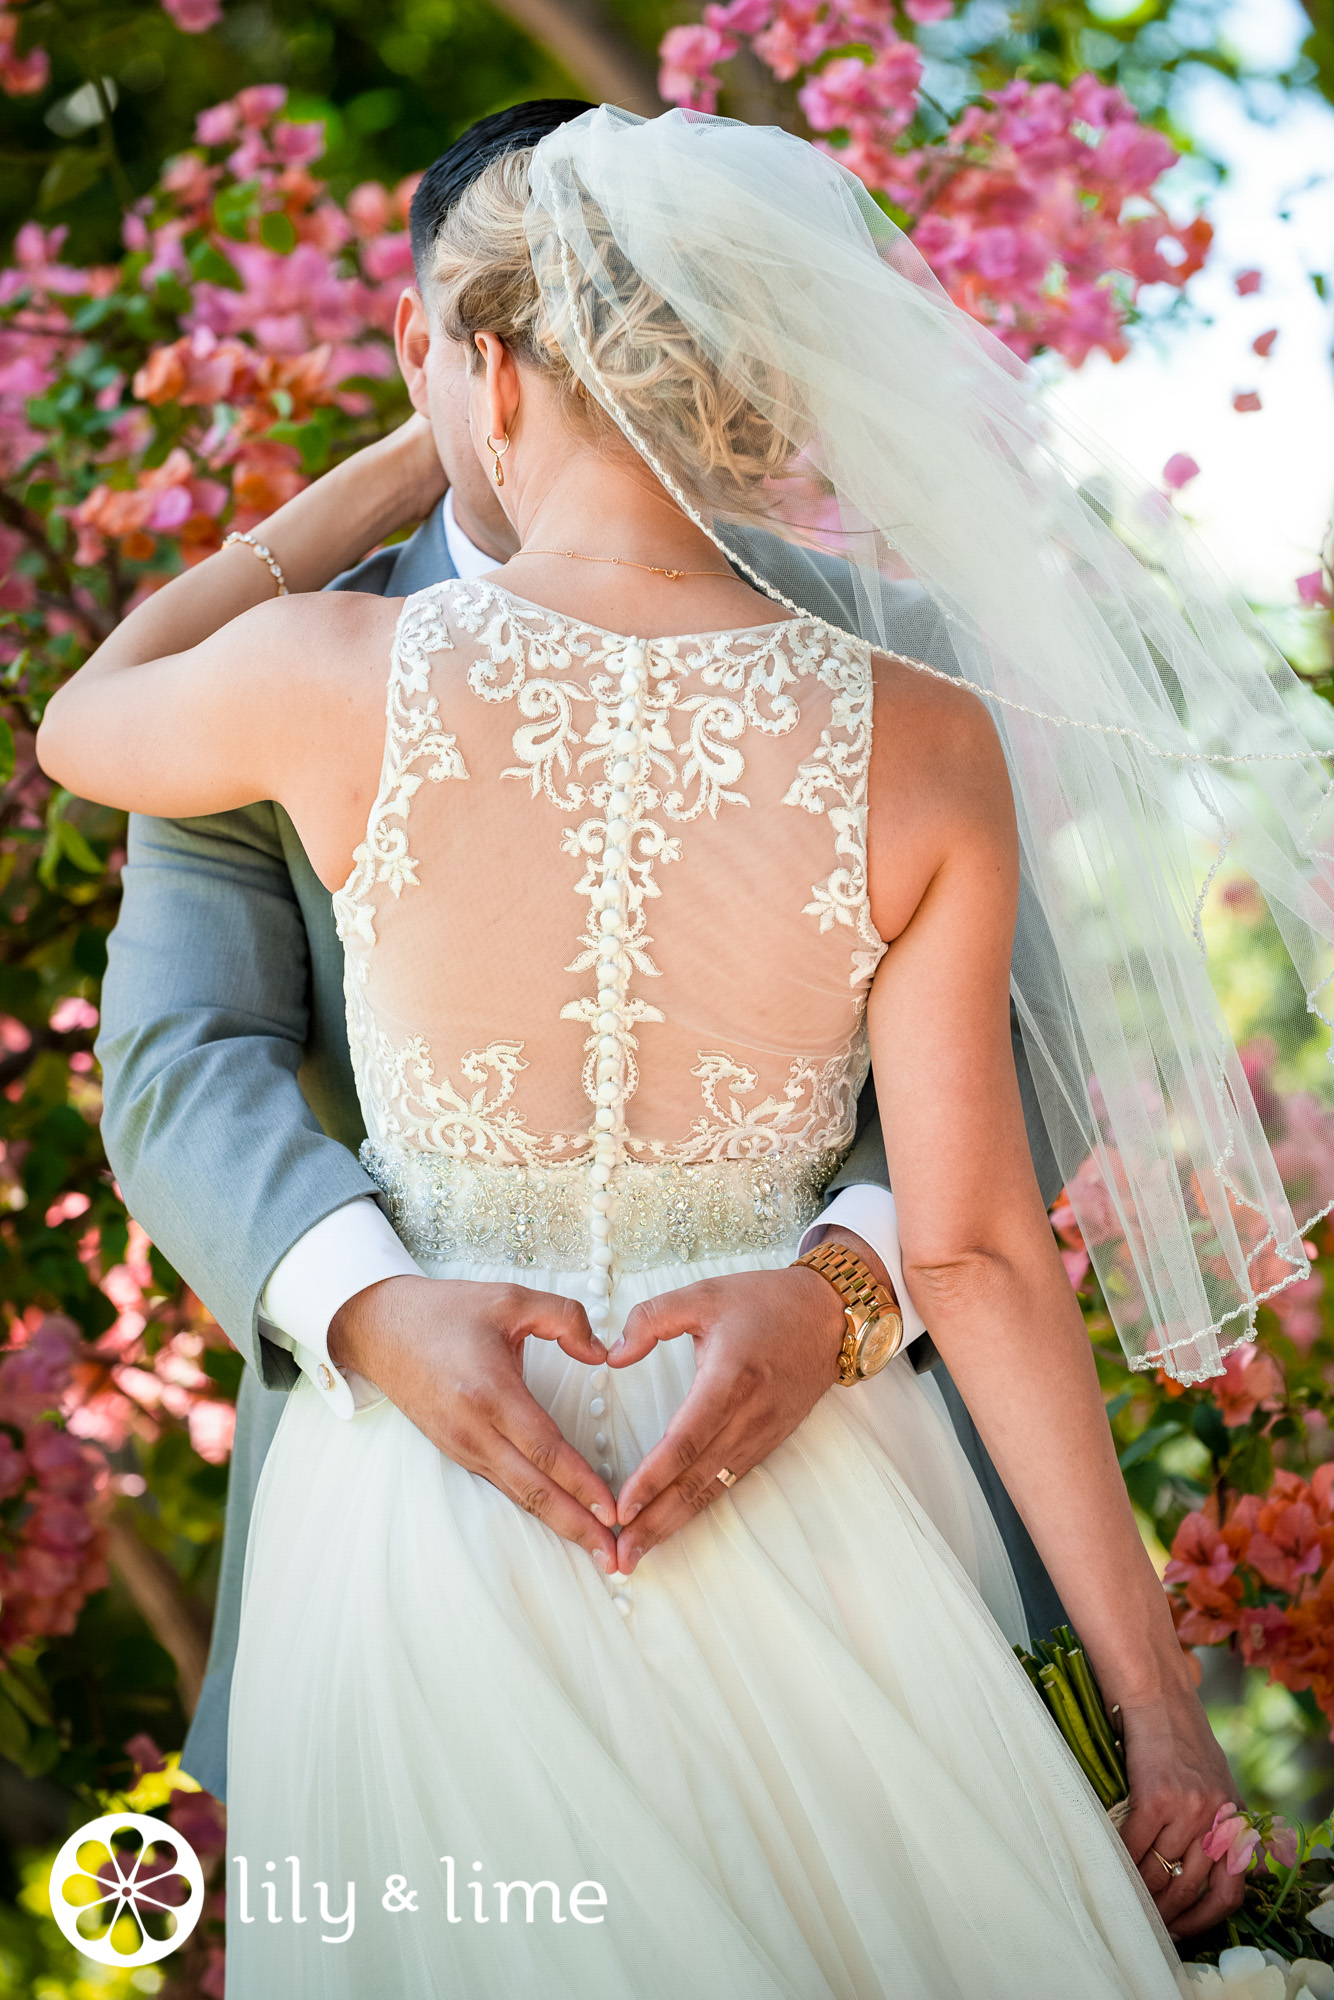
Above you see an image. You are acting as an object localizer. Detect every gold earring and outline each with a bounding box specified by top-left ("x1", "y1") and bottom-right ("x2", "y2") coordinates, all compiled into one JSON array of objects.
[{"x1": 487, "y1": 432, "x2": 510, "y2": 487}]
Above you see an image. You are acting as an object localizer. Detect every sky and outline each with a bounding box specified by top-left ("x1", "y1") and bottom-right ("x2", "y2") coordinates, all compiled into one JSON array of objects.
[{"x1": 1043, "y1": 0, "x2": 1334, "y2": 609}]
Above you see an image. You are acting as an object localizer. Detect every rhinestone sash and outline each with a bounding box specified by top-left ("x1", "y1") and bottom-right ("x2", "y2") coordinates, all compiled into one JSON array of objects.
[{"x1": 361, "y1": 1142, "x2": 841, "y2": 1274}]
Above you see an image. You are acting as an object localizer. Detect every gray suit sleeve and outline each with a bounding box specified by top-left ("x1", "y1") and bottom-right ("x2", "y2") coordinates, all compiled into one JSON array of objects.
[
  {"x1": 97, "y1": 808, "x2": 376, "y2": 1385},
  {"x1": 95, "y1": 523, "x2": 452, "y2": 1384}
]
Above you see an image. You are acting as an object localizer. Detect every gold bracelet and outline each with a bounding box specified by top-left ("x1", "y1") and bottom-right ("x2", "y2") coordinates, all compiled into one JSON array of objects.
[{"x1": 222, "y1": 530, "x2": 288, "y2": 596}]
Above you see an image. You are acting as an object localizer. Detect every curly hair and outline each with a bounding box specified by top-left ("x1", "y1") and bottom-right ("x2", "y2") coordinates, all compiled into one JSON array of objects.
[{"x1": 428, "y1": 147, "x2": 801, "y2": 523}]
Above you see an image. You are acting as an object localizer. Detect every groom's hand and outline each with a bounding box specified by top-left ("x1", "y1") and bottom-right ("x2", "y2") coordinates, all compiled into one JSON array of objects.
[
  {"x1": 329, "y1": 1276, "x2": 619, "y2": 1569},
  {"x1": 605, "y1": 1234, "x2": 883, "y2": 1575}
]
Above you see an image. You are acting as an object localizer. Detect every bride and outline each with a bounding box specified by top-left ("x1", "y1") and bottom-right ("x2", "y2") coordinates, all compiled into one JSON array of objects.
[{"x1": 39, "y1": 106, "x2": 1334, "y2": 1996}]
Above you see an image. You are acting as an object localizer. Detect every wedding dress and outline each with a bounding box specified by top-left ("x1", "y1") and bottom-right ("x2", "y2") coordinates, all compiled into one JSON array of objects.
[{"x1": 225, "y1": 577, "x2": 1186, "y2": 1998}]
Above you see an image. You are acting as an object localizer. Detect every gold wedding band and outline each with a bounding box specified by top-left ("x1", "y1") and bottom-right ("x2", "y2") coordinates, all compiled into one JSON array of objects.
[
  {"x1": 1151, "y1": 1848, "x2": 1183, "y2": 1880},
  {"x1": 716, "y1": 1467, "x2": 738, "y2": 1488}
]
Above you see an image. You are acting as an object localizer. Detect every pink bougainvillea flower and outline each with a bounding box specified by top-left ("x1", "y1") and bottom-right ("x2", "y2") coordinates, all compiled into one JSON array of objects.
[
  {"x1": 903, "y1": 0, "x2": 952, "y2": 17},
  {"x1": 160, "y1": 0, "x2": 223, "y2": 30},
  {"x1": 195, "y1": 100, "x2": 239, "y2": 146},
  {"x1": 1162, "y1": 453, "x2": 1200, "y2": 491},
  {"x1": 1237, "y1": 1602, "x2": 1293, "y2": 1671},
  {"x1": 0, "y1": 11, "x2": 50, "y2": 95},
  {"x1": 1252, "y1": 328, "x2": 1278, "y2": 358},
  {"x1": 1164, "y1": 1512, "x2": 1238, "y2": 1591},
  {"x1": 49, "y1": 995, "x2": 99, "y2": 1033},
  {"x1": 1297, "y1": 570, "x2": 1333, "y2": 610},
  {"x1": 1211, "y1": 1343, "x2": 1283, "y2": 1428},
  {"x1": 346, "y1": 181, "x2": 392, "y2": 236},
  {"x1": 1232, "y1": 391, "x2": 1262, "y2": 413},
  {"x1": 273, "y1": 120, "x2": 325, "y2": 167},
  {"x1": 1246, "y1": 1497, "x2": 1323, "y2": 1591},
  {"x1": 658, "y1": 23, "x2": 737, "y2": 110},
  {"x1": 236, "y1": 84, "x2": 287, "y2": 123},
  {"x1": 1201, "y1": 1805, "x2": 1261, "y2": 1874},
  {"x1": 1235, "y1": 269, "x2": 1263, "y2": 295}
]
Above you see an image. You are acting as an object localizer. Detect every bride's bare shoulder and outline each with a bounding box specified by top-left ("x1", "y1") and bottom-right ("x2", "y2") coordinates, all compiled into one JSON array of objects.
[
  {"x1": 244, "y1": 586, "x2": 404, "y2": 667},
  {"x1": 228, "y1": 586, "x2": 417, "y2": 719},
  {"x1": 865, "y1": 648, "x2": 1016, "y2": 936},
  {"x1": 869, "y1": 649, "x2": 1008, "y2": 798}
]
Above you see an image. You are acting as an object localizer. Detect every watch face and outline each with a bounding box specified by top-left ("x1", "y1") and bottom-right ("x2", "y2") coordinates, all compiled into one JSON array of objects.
[{"x1": 857, "y1": 1313, "x2": 904, "y2": 1377}]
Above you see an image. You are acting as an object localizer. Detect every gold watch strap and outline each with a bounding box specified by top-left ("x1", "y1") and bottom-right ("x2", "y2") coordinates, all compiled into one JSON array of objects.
[{"x1": 793, "y1": 1240, "x2": 903, "y2": 1384}]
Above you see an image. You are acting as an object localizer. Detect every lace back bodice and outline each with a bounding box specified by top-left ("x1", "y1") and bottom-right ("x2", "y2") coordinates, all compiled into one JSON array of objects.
[{"x1": 333, "y1": 578, "x2": 885, "y2": 1321}]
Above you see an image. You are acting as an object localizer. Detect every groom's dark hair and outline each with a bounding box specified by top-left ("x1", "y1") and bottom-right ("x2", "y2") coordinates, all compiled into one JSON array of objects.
[{"x1": 409, "y1": 99, "x2": 596, "y2": 286}]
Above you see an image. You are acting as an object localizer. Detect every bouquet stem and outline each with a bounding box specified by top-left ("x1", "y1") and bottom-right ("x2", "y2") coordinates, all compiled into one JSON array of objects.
[{"x1": 1016, "y1": 1625, "x2": 1129, "y2": 1812}]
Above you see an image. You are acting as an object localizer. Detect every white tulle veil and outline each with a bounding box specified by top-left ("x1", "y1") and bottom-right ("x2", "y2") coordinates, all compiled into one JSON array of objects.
[{"x1": 523, "y1": 104, "x2": 1334, "y2": 1383}]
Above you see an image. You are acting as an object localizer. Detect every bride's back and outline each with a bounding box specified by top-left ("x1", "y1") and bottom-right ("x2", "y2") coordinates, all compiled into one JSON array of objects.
[{"x1": 335, "y1": 573, "x2": 885, "y2": 1286}]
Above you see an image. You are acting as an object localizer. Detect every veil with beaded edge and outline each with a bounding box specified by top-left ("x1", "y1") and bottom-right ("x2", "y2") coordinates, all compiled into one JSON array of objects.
[{"x1": 521, "y1": 103, "x2": 1334, "y2": 1384}]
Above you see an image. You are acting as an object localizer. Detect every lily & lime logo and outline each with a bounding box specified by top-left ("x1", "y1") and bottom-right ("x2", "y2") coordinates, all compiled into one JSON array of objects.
[{"x1": 48, "y1": 1811, "x2": 205, "y2": 1965}]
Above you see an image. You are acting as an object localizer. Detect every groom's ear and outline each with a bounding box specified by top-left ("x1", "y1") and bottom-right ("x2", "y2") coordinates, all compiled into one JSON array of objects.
[{"x1": 395, "y1": 287, "x2": 432, "y2": 414}]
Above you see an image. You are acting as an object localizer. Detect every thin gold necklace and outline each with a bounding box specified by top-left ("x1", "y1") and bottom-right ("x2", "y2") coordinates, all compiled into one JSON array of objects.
[{"x1": 521, "y1": 548, "x2": 732, "y2": 583}]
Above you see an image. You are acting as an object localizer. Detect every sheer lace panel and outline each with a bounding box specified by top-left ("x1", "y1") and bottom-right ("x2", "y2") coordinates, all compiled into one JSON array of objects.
[{"x1": 332, "y1": 579, "x2": 885, "y2": 1300}]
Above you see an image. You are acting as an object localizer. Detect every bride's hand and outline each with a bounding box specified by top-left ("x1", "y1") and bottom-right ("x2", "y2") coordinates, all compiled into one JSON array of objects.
[
  {"x1": 328, "y1": 1274, "x2": 619, "y2": 1569},
  {"x1": 1116, "y1": 1680, "x2": 1246, "y2": 1939},
  {"x1": 603, "y1": 1260, "x2": 847, "y2": 1575}
]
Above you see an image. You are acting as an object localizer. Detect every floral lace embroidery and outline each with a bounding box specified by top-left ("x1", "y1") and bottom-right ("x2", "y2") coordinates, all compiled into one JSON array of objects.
[
  {"x1": 336, "y1": 579, "x2": 884, "y2": 1191},
  {"x1": 784, "y1": 662, "x2": 886, "y2": 990}
]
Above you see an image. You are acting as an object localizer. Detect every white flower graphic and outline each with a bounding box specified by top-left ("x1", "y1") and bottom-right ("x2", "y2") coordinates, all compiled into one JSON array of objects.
[{"x1": 48, "y1": 1811, "x2": 205, "y2": 1966}]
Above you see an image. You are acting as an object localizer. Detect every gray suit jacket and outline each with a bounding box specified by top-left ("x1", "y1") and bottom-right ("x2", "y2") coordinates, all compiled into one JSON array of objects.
[{"x1": 97, "y1": 511, "x2": 1064, "y2": 1801}]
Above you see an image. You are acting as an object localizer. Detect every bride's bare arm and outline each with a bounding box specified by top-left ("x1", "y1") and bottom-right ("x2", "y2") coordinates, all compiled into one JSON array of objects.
[
  {"x1": 866, "y1": 659, "x2": 1241, "y2": 1938},
  {"x1": 36, "y1": 419, "x2": 444, "y2": 886}
]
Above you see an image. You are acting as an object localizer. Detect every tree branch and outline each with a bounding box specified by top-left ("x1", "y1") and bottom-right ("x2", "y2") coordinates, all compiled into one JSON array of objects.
[
  {"x1": 107, "y1": 1512, "x2": 211, "y2": 1717},
  {"x1": 486, "y1": 0, "x2": 662, "y2": 115}
]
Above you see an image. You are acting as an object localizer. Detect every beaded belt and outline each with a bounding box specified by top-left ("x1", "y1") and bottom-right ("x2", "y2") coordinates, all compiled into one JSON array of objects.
[{"x1": 361, "y1": 1143, "x2": 840, "y2": 1278}]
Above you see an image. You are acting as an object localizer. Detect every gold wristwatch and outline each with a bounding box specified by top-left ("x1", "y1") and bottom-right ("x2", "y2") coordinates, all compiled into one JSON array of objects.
[{"x1": 794, "y1": 1240, "x2": 904, "y2": 1385}]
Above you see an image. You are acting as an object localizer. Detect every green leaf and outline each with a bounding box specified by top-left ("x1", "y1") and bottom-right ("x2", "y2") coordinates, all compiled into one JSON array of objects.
[
  {"x1": 1225, "y1": 1429, "x2": 1275, "y2": 1496},
  {"x1": 258, "y1": 210, "x2": 297, "y2": 254},
  {"x1": 38, "y1": 149, "x2": 107, "y2": 214},
  {"x1": 0, "y1": 717, "x2": 13, "y2": 789},
  {"x1": 203, "y1": 1345, "x2": 244, "y2": 1397},
  {"x1": 72, "y1": 295, "x2": 115, "y2": 333},
  {"x1": 0, "y1": 1686, "x2": 30, "y2": 1764},
  {"x1": 215, "y1": 180, "x2": 260, "y2": 242},
  {"x1": 1104, "y1": 1390, "x2": 1133, "y2": 1422},
  {"x1": 188, "y1": 239, "x2": 244, "y2": 290},
  {"x1": 0, "y1": 1660, "x2": 52, "y2": 1728},
  {"x1": 39, "y1": 790, "x2": 106, "y2": 889},
  {"x1": 152, "y1": 273, "x2": 193, "y2": 316},
  {"x1": 21, "y1": 1726, "x2": 61, "y2": 1777},
  {"x1": 1192, "y1": 1398, "x2": 1230, "y2": 1461},
  {"x1": 1117, "y1": 1420, "x2": 1181, "y2": 1472},
  {"x1": 148, "y1": 1244, "x2": 179, "y2": 1295},
  {"x1": 267, "y1": 410, "x2": 334, "y2": 472}
]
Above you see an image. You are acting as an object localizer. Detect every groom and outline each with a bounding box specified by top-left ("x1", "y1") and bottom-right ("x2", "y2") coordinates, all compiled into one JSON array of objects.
[{"x1": 97, "y1": 98, "x2": 1066, "y2": 1803}]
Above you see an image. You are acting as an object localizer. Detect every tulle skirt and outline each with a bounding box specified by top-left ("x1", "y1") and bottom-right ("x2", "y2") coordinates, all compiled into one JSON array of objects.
[{"x1": 225, "y1": 1247, "x2": 1184, "y2": 1998}]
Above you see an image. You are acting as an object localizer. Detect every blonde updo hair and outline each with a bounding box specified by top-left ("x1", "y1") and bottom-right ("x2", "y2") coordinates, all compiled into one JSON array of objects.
[{"x1": 428, "y1": 147, "x2": 801, "y2": 521}]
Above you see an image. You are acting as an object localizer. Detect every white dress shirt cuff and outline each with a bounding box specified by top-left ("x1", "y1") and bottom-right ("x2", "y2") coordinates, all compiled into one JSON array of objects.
[
  {"x1": 798, "y1": 1185, "x2": 929, "y2": 1348},
  {"x1": 260, "y1": 1198, "x2": 422, "y2": 1419}
]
